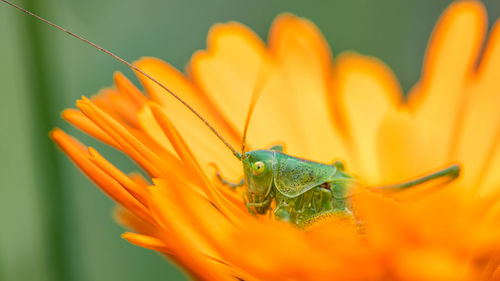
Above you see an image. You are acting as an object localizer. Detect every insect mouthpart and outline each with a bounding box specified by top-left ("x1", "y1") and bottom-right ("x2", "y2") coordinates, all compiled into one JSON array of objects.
[{"x1": 244, "y1": 191, "x2": 273, "y2": 215}]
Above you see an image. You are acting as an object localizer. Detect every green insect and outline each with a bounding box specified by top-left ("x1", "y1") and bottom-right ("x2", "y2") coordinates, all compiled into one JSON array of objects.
[
  {"x1": 4, "y1": 0, "x2": 461, "y2": 226},
  {"x1": 217, "y1": 112, "x2": 459, "y2": 226},
  {"x1": 220, "y1": 145, "x2": 459, "y2": 226},
  {"x1": 233, "y1": 146, "x2": 355, "y2": 225}
]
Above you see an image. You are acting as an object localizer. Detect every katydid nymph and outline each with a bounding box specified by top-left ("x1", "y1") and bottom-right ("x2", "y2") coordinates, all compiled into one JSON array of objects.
[
  {"x1": 231, "y1": 147, "x2": 459, "y2": 225},
  {"x1": 3, "y1": 0, "x2": 461, "y2": 227}
]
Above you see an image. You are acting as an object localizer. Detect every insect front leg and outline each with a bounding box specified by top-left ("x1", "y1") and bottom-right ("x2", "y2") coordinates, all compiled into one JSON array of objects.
[
  {"x1": 215, "y1": 170, "x2": 245, "y2": 188},
  {"x1": 244, "y1": 193, "x2": 272, "y2": 215}
]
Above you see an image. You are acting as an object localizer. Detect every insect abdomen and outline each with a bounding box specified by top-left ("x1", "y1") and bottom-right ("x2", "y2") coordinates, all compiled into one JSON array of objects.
[{"x1": 274, "y1": 182, "x2": 350, "y2": 226}]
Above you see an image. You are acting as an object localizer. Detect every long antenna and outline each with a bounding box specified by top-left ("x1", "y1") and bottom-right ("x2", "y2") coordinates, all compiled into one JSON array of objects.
[
  {"x1": 2, "y1": 0, "x2": 242, "y2": 159},
  {"x1": 241, "y1": 63, "x2": 271, "y2": 157}
]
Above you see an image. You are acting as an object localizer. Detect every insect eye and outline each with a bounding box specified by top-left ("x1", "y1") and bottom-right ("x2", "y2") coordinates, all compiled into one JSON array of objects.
[{"x1": 252, "y1": 161, "x2": 265, "y2": 175}]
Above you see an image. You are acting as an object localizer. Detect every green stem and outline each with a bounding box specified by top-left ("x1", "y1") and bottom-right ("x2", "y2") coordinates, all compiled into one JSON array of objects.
[{"x1": 20, "y1": 1, "x2": 69, "y2": 280}]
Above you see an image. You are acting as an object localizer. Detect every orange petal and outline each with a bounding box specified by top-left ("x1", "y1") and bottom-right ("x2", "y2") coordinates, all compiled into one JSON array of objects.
[
  {"x1": 351, "y1": 188, "x2": 408, "y2": 250},
  {"x1": 77, "y1": 97, "x2": 170, "y2": 177},
  {"x1": 87, "y1": 147, "x2": 150, "y2": 206},
  {"x1": 91, "y1": 89, "x2": 131, "y2": 125},
  {"x1": 113, "y1": 72, "x2": 148, "y2": 108},
  {"x1": 62, "y1": 108, "x2": 120, "y2": 148},
  {"x1": 335, "y1": 53, "x2": 403, "y2": 182},
  {"x1": 221, "y1": 219, "x2": 345, "y2": 280},
  {"x1": 151, "y1": 179, "x2": 235, "y2": 257},
  {"x1": 267, "y1": 14, "x2": 347, "y2": 162},
  {"x1": 190, "y1": 21, "x2": 298, "y2": 158},
  {"x1": 135, "y1": 58, "x2": 243, "y2": 182},
  {"x1": 477, "y1": 133, "x2": 500, "y2": 196},
  {"x1": 148, "y1": 103, "x2": 246, "y2": 224},
  {"x1": 121, "y1": 232, "x2": 172, "y2": 254},
  {"x1": 190, "y1": 22, "x2": 267, "y2": 136},
  {"x1": 394, "y1": 249, "x2": 464, "y2": 281},
  {"x1": 408, "y1": 0, "x2": 486, "y2": 166},
  {"x1": 114, "y1": 207, "x2": 158, "y2": 237},
  {"x1": 50, "y1": 129, "x2": 154, "y2": 225},
  {"x1": 147, "y1": 183, "x2": 235, "y2": 281},
  {"x1": 137, "y1": 105, "x2": 177, "y2": 155},
  {"x1": 376, "y1": 108, "x2": 435, "y2": 184},
  {"x1": 134, "y1": 57, "x2": 237, "y2": 141},
  {"x1": 190, "y1": 22, "x2": 295, "y2": 158},
  {"x1": 101, "y1": 90, "x2": 142, "y2": 128},
  {"x1": 121, "y1": 230, "x2": 233, "y2": 281},
  {"x1": 82, "y1": 99, "x2": 177, "y2": 167},
  {"x1": 454, "y1": 20, "x2": 500, "y2": 194}
]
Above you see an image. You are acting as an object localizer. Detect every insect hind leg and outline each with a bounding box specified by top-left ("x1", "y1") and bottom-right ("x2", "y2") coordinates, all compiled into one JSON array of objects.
[{"x1": 372, "y1": 164, "x2": 460, "y2": 192}]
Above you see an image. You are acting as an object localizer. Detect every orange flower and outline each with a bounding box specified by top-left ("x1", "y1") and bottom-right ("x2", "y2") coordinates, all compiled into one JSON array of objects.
[{"x1": 51, "y1": 1, "x2": 500, "y2": 280}]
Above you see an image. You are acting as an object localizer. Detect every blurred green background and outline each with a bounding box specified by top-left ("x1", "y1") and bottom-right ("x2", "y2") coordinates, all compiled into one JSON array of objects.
[{"x1": 1, "y1": 0, "x2": 499, "y2": 280}]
